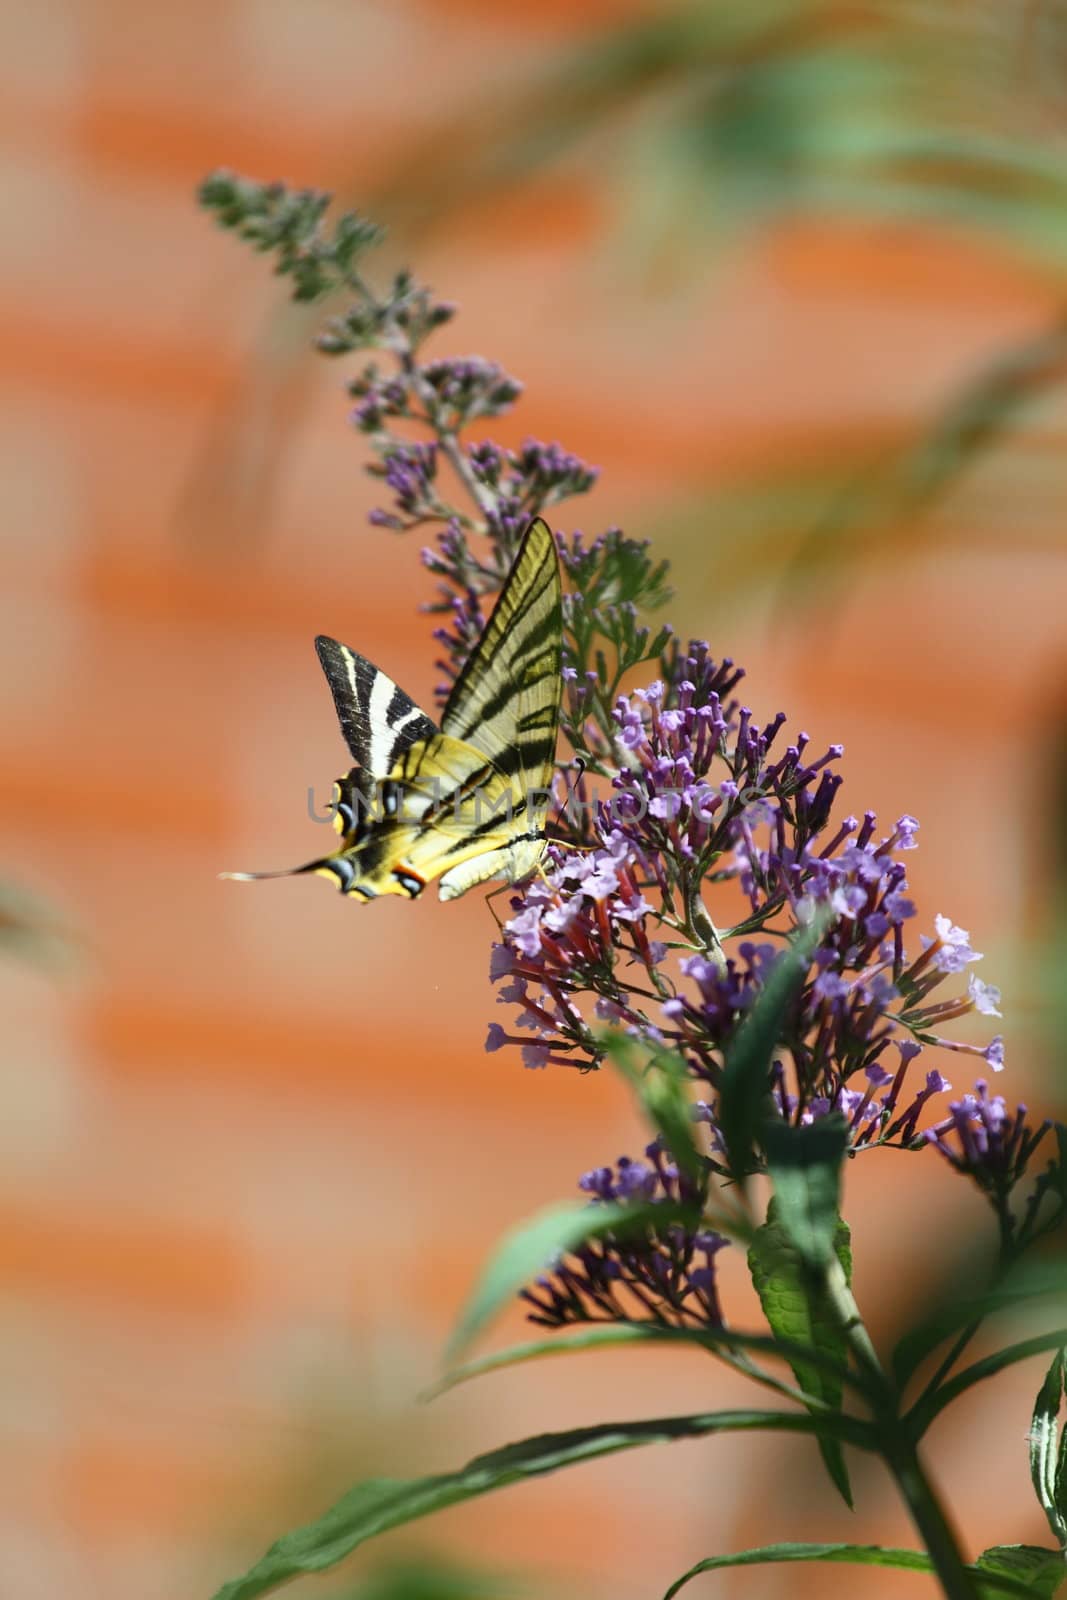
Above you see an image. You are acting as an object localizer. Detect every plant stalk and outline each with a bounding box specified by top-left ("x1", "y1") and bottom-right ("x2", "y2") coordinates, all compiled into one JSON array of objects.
[
  {"x1": 882, "y1": 1431, "x2": 980, "y2": 1600},
  {"x1": 822, "y1": 1256, "x2": 980, "y2": 1600}
]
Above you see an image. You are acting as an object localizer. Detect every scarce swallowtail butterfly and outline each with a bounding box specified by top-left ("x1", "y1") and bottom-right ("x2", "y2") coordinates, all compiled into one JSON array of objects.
[{"x1": 223, "y1": 516, "x2": 563, "y2": 902}]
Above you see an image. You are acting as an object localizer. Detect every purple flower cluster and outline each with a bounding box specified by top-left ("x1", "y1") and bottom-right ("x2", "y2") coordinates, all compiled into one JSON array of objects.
[
  {"x1": 350, "y1": 357, "x2": 522, "y2": 435},
  {"x1": 201, "y1": 170, "x2": 1064, "y2": 1343},
  {"x1": 413, "y1": 442, "x2": 598, "y2": 695},
  {"x1": 367, "y1": 442, "x2": 440, "y2": 529},
  {"x1": 520, "y1": 1145, "x2": 729, "y2": 1331},
  {"x1": 485, "y1": 832, "x2": 664, "y2": 1069},
  {"x1": 489, "y1": 638, "x2": 1006, "y2": 1166},
  {"x1": 469, "y1": 438, "x2": 598, "y2": 511},
  {"x1": 467, "y1": 438, "x2": 599, "y2": 548},
  {"x1": 659, "y1": 882, "x2": 1005, "y2": 1147},
  {"x1": 925, "y1": 1081, "x2": 1052, "y2": 1194}
]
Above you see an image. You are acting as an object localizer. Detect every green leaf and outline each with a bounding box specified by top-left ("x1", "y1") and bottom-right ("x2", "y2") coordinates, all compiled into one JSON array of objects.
[
  {"x1": 445, "y1": 1198, "x2": 696, "y2": 1363},
  {"x1": 662, "y1": 1543, "x2": 1060, "y2": 1600},
  {"x1": 908, "y1": 1331, "x2": 1067, "y2": 1437},
  {"x1": 0, "y1": 878, "x2": 79, "y2": 972},
  {"x1": 1052, "y1": 1129, "x2": 1067, "y2": 1216},
  {"x1": 778, "y1": 314, "x2": 1067, "y2": 611},
  {"x1": 199, "y1": 171, "x2": 384, "y2": 303},
  {"x1": 974, "y1": 1546, "x2": 1066, "y2": 1600},
  {"x1": 339, "y1": 1557, "x2": 520, "y2": 1600},
  {"x1": 893, "y1": 1262, "x2": 1067, "y2": 1390},
  {"x1": 429, "y1": 1319, "x2": 865, "y2": 1404},
  {"x1": 601, "y1": 1033, "x2": 704, "y2": 1188},
  {"x1": 748, "y1": 1199, "x2": 854, "y2": 1508},
  {"x1": 762, "y1": 1114, "x2": 848, "y2": 1271},
  {"x1": 210, "y1": 1410, "x2": 876, "y2": 1600},
  {"x1": 718, "y1": 919, "x2": 823, "y2": 1182},
  {"x1": 429, "y1": 1324, "x2": 694, "y2": 1398},
  {"x1": 1031, "y1": 1352, "x2": 1067, "y2": 1549}
]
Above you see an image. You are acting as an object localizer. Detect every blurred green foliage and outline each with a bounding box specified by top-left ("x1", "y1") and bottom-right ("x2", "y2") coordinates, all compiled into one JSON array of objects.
[
  {"x1": 191, "y1": 17, "x2": 1067, "y2": 1587},
  {"x1": 198, "y1": 1, "x2": 1067, "y2": 595},
  {"x1": 369, "y1": 1, "x2": 1067, "y2": 255},
  {"x1": 446, "y1": 0, "x2": 1067, "y2": 263},
  {"x1": 0, "y1": 878, "x2": 78, "y2": 972},
  {"x1": 329, "y1": 1557, "x2": 525, "y2": 1600}
]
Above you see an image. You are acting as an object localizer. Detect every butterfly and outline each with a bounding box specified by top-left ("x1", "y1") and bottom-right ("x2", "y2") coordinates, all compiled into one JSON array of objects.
[{"x1": 224, "y1": 516, "x2": 563, "y2": 902}]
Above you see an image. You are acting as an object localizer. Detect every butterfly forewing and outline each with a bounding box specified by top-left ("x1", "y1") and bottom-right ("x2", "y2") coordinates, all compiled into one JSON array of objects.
[
  {"x1": 441, "y1": 516, "x2": 562, "y2": 808},
  {"x1": 314, "y1": 636, "x2": 438, "y2": 804}
]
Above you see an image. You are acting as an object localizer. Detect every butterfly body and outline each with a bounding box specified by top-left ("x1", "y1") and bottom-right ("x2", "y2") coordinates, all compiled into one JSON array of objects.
[{"x1": 225, "y1": 517, "x2": 562, "y2": 902}]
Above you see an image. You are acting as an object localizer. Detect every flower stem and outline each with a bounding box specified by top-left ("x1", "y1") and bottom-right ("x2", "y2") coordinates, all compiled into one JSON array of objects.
[
  {"x1": 403, "y1": 350, "x2": 497, "y2": 520},
  {"x1": 821, "y1": 1257, "x2": 979, "y2": 1600},
  {"x1": 347, "y1": 262, "x2": 497, "y2": 526},
  {"x1": 882, "y1": 1434, "x2": 980, "y2": 1600}
]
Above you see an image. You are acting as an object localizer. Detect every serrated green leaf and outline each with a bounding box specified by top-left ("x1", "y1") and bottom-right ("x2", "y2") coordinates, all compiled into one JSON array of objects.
[
  {"x1": 748, "y1": 1200, "x2": 854, "y2": 1508},
  {"x1": 663, "y1": 1542, "x2": 1056, "y2": 1600},
  {"x1": 210, "y1": 1409, "x2": 876, "y2": 1600},
  {"x1": 1031, "y1": 1352, "x2": 1067, "y2": 1549},
  {"x1": 718, "y1": 918, "x2": 824, "y2": 1182},
  {"x1": 975, "y1": 1545, "x2": 1066, "y2": 1600},
  {"x1": 762, "y1": 1113, "x2": 848, "y2": 1270}
]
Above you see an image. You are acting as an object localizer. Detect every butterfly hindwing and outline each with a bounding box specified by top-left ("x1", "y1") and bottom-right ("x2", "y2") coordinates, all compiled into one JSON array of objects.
[
  {"x1": 393, "y1": 751, "x2": 548, "y2": 901},
  {"x1": 318, "y1": 730, "x2": 501, "y2": 899}
]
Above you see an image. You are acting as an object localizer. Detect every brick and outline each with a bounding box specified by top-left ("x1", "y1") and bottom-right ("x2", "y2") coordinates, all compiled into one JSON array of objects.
[
  {"x1": 0, "y1": 400, "x2": 85, "y2": 589},
  {"x1": 0, "y1": 1198, "x2": 249, "y2": 1316},
  {"x1": 76, "y1": 2, "x2": 555, "y2": 188},
  {"x1": 0, "y1": 0, "x2": 81, "y2": 108},
  {"x1": 1, "y1": 6, "x2": 1063, "y2": 1594},
  {"x1": 0, "y1": 969, "x2": 85, "y2": 1177},
  {"x1": 0, "y1": 148, "x2": 271, "y2": 352}
]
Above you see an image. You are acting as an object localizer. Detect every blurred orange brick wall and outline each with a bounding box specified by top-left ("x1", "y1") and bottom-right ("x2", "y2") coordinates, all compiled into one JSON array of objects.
[{"x1": 2, "y1": 4, "x2": 1065, "y2": 1598}]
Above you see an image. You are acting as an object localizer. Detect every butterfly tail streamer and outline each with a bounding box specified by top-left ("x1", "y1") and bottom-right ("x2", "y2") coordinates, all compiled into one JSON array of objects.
[{"x1": 219, "y1": 831, "x2": 378, "y2": 895}]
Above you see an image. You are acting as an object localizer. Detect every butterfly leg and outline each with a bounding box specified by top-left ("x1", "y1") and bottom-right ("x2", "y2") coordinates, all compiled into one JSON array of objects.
[{"x1": 484, "y1": 879, "x2": 513, "y2": 931}]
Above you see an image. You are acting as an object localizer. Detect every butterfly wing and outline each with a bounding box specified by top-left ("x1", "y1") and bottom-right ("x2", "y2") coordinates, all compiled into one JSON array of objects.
[
  {"x1": 314, "y1": 636, "x2": 438, "y2": 804},
  {"x1": 437, "y1": 516, "x2": 562, "y2": 892},
  {"x1": 397, "y1": 755, "x2": 545, "y2": 902},
  {"x1": 339, "y1": 517, "x2": 563, "y2": 899},
  {"x1": 318, "y1": 729, "x2": 505, "y2": 899},
  {"x1": 225, "y1": 520, "x2": 562, "y2": 902},
  {"x1": 225, "y1": 726, "x2": 498, "y2": 899}
]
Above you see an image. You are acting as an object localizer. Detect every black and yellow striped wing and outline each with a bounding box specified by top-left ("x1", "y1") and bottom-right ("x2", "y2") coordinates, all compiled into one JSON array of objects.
[
  {"x1": 431, "y1": 516, "x2": 562, "y2": 897},
  {"x1": 313, "y1": 637, "x2": 437, "y2": 806},
  {"x1": 222, "y1": 518, "x2": 563, "y2": 902},
  {"x1": 441, "y1": 517, "x2": 561, "y2": 795}
]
